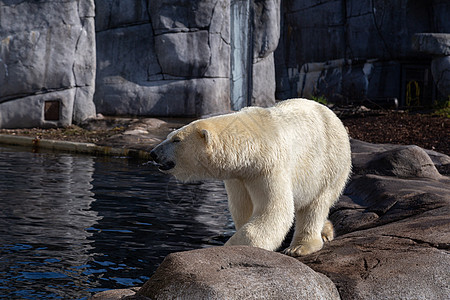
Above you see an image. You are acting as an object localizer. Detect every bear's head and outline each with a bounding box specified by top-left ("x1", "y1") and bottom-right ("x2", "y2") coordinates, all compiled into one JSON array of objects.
[{"x1": 150, "y1": 120, "x2": 220, "y2": 182}]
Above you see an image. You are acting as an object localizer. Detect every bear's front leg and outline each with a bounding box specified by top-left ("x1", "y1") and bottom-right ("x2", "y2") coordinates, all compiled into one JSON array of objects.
[
  {"x1": 224, "y1": 179, "x2": 253, "y2": 230},
  {"x1": 224, "y1": 176, "x2": 295, "y2": 251}
]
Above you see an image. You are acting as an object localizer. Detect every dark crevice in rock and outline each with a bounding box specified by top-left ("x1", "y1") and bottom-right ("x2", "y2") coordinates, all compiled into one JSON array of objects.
[
  {"x1": 0, "y1": 85, "x2": 90, "y2": 104},
  {"x1": 333, "y1": 203, "x2": 448, "y2": 238},
  {"x1": 95, "y1": 20, "x2": 152, "y2": 33},
  {"x1": 381, "y1": 234, "x2": 450, "y2": 251},
  {"x1": 219, "y1": 262, "x2": 272, "y2": 270},
  {"x1": 288, "y1": 2, "x2": 333, "y2": 14},
  {"x1": 221, "y1": 34, "x2": 230, "y2": 45},
  {"x1": 153, "y1": 27, "x2": 210, "y2": 37},
  {"x1": 146, "y1": 0, "x2": 163, "y2": 79},
  {"x1": 370, "y1": 0, "x2": 394, "y2": 59}
]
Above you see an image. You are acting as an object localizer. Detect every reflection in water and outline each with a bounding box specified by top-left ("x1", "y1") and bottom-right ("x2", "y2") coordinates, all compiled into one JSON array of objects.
[
  {"x1": 0, "y1": 148, "x2": 99, "y2": 299},
  {"x1": 0, "y1": 147, "x2": 232, "y2": 299}
]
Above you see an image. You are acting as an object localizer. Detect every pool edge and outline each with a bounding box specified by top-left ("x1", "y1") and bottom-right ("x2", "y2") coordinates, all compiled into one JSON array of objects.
[{"x1": 0, "y1": 134, "x2": 151, "y2": 160}]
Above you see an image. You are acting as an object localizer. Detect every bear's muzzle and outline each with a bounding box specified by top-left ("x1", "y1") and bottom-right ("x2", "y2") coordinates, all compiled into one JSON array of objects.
[{"x1": 150, "y1": 146, "x2": 176, "y2": 171}]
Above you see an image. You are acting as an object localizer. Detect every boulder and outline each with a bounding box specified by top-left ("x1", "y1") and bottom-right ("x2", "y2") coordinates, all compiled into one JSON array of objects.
[
  {"x1": 252, "y1": 0, "x2": 281, "y2": 60},
  {"x1": 95, "y1": 0, "x2": 281, "y2": 117},
  {"x1": 251, "y1": 54, "x2": 277, "y2": 107},
  {"x1": 95, "y1": 0, "x2": 151, "y2": 32},
  {"x1": 149, "y1": 0, "x2": 218, "y2": 35},
  {"x1": 362, "y1": 145, "x2": 442, "y2": 179},
  {"x1": 94, "y1": 78, "x2": 230, "y2": 117},
  {"x1": 155, "y1": 31, "x2": 211, "y2": 78},
  {"x1": 2, "y1": 0, "x2": 281, "y2": 125},
  {"x1": 0, "y1": 89, "x2": 75, "y2": 128},
  {"x1": 95, "y1": 24, "x2": 162, "y2": 83},
  {"x1": 137, "y1": 246, "x2": 340, "y2": 300},
  {"x1": 351, "y1": 139, "x2": 450, "y2": 175},
  {"x1": 301, "y1": 208, "x2": 450, "y2": 300},
  {"x1": 248, "y1": 0, "x2": 279, "y2": 108}
]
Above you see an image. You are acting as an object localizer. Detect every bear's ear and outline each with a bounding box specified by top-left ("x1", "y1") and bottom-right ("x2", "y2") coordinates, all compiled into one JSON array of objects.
[{"x1": 200, "y1": 129, "x2": 211, "y2": 144}]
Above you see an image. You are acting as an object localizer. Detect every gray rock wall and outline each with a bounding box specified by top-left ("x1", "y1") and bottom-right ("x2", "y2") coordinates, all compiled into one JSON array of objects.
[
  {"x1": 94, "y1": 0, "x2": 232, "y2": 117},
  {"x1": 0, "y1": 0, "x2": 96, "y2": 128},
  {"x1": 0, "y1": 0, "x2": 280, "y2": 128},
  {"x1": 7, "y1": 1, "x2": 448, "y2": 127},
  {"x1": 275, "y1": 0, "x2": 450, "y2": 106},
  {"x1": 94, "y1": 0, "x2": 279, "y2": 118},
  {"x1": 251, "y1": 0, "x2": 280, "y2": 108}
]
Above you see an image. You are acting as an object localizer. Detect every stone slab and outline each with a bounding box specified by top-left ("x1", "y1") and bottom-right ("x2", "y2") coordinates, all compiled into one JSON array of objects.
[
  {"x1": 155, "y1": 31, "x2": 211, "y2": 78},
  {"x1": 149, "y1": 0, "x2": 218, "y2": 35},
  {"x1": 412, "y1": 33, "x2": 450, "y2": 56},
  {"x1": 94, "y1": 78, "x2": 230, "y2": 117}
]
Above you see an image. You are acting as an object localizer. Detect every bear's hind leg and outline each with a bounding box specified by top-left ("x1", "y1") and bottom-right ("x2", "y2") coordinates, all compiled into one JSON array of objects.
[
  {"x1": 283, "y1": 207, "x2": 325, "y2": 256},
  {"x1": 283, "y1": 191, "x2": 336, "y2": 257}
]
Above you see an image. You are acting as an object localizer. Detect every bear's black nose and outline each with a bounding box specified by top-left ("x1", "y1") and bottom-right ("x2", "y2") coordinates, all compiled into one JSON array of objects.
[{"x1": 150, "y1": 149, "x2": 158, "y2": 161}]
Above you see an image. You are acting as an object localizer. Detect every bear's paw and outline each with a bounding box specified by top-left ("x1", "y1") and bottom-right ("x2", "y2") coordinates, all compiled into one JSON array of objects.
[
  {"x1": 321, "y1": 220, "x2": 334, "y2": 242},
  {"x1": 283, "y1": 239, "x2": 324, "y2": 257}
]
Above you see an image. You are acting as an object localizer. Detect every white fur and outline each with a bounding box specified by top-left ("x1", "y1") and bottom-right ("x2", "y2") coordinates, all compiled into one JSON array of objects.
[{"x1": 152, "y1": 98, "x2": 352, "y2": 256}]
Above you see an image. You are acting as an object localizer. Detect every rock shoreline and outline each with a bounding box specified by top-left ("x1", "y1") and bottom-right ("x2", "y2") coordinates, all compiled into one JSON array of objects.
[{"x1": 90, "y1": 139, "x2": 449, "y2": 299}]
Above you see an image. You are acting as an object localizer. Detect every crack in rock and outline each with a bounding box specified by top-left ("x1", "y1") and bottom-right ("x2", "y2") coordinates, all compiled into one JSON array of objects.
[{"x1": 381, "y1": 234, "x2": 450, "y2": 250}]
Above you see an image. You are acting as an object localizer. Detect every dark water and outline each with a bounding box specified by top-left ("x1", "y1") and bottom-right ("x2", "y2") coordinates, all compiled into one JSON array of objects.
[{"x1": 0, "y1": 146, "x2": 234, "y2": 299}]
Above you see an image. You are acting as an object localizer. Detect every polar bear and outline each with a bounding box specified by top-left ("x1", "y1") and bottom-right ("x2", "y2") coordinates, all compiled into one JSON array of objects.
[{"x1": 150, "y1": 98, "x2": 351, "y2": 256}]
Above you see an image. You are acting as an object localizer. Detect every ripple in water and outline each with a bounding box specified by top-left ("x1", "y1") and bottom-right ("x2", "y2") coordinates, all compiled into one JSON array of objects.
[{"x1": 0, "y1": 146, "x2": 234, "y2": 299}]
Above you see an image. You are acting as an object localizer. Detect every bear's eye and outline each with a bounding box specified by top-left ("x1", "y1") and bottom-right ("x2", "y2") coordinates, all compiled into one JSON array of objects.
[{"x1": 172, "y1": 137, "x2": 181, "y2": 143}]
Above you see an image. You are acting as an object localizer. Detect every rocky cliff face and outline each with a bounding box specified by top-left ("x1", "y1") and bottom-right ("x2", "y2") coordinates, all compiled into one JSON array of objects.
[
  {"x1": 0, "y1": 0, "x2": 280, "y2": 128},
  {"x1": 276, "y1": 0, "x2": 450, "y2": 107},
  {"x1": 2, "y1": 1, "x2": 449, "y2": 128},
  {"x1": 94, "y1": 0, "x2": 279, "y2": 117},
  {"x1": 94, "y1": 0, "x2": 231, "y2": 117},
  {"x1": 0, "y1": 0, "x2": 96, "y2": 128}
]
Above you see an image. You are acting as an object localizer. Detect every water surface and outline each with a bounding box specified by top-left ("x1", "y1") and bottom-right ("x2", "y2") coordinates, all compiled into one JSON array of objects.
[{"x1": 0, "y1": 146, "x2": 233, "y2": 299}]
